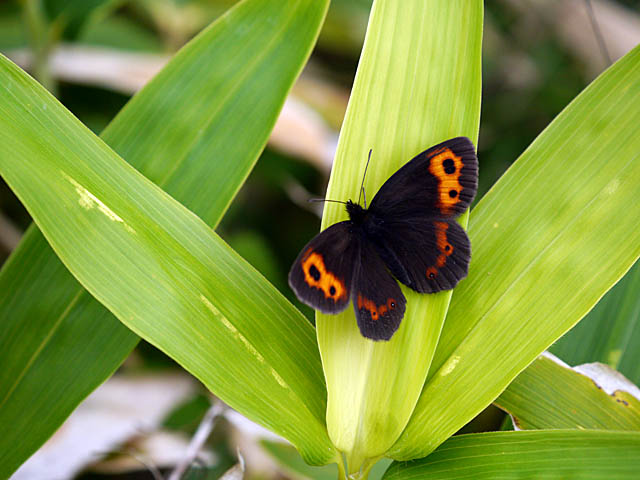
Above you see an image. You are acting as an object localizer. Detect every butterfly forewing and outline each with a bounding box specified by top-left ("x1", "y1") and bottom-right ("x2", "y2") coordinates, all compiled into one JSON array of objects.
[
  {"x1": 288, "y1": 222, "x2": 357, "y2": 314},
  {"x1": 352, "y1": 242, "x2": 406, "y2": 340},
  {"x1": 369, "y1": 137, "x2": 478, "y2": 220}
]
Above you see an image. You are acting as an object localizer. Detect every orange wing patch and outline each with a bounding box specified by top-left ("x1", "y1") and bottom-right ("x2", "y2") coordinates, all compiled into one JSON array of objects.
[
  {"x1": 301, "y1": 249, "x2": 347, "y2": 301},
  {"x1": 357, "y1": 294, "x2": 397, "y2": 321},
  {"x1": 426, "y1": 221, "x2": 454, "y2": 279},
  {"x1": 428, "y1": 147, "x2": 464, "y2": 214}
]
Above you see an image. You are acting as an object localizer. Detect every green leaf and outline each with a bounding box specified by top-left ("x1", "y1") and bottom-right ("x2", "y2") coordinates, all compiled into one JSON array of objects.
[
  {"x1": 383, "y1": 431, "x2": 640, "y2": 479},
  {"x1": 495, "y1": 353, "x2": 640, "y2": 430},
  {"x1": 551, "y1": 260, "x2": 640, "y2": 384},
  {"x1": 0, "y1": 0, "x2": 331, "y2": 474},
  {"x1": 0, "y1": 49, "x2": 336, "y2": 465},
  {"x1": 43, "y1": 0, "x2": 117, "y2": 39},
  {"x1": 391, "y1": 45, "x2": 640, "y2": 460},
  {"x1": 316, "y1": 0, "x2": 482, "y2": 469}
]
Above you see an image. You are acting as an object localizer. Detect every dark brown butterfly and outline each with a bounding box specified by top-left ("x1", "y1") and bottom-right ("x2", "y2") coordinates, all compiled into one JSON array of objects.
[{"x1": 289, "y1": 137, "x2": 478, "y2": 341}]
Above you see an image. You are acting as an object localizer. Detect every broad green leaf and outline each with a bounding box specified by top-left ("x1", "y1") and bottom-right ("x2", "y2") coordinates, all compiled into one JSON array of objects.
[
  {"x1": 0, "y1": 0, "x2": 331, "y2": 474},
  {"x1": 495, "y1": 353, "x2": 640, "y2": 430},
  {"x1": 551, "y1": 260, "x2": 640, "y2": 384},
  {"x1": 383, "y1": 430, "x2": 640, "y2": 479},
  {"x1": 391, "y1": 45, "x2": 640, "y2": 460},
  {"x1": 316, "y1": 0, "x2": 482, "y2": 469},
  {"x1": 0, "y1": 51, "x2": 336, "y2": 465}
]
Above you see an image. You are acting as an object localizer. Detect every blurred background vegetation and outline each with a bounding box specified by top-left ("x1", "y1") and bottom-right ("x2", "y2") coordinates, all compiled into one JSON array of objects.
[{"x1": 0, "y1": 1, "x2": 638, "y2": 479}]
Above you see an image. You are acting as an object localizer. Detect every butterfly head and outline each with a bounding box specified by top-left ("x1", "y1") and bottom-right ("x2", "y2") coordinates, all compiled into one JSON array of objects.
[{"x1": 346, "y1": 199, "x2": 368, "y2": 225}]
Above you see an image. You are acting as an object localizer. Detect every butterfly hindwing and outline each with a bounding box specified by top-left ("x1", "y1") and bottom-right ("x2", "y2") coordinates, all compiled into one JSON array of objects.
[
  {"x1": 288, "y1": 222, "x2": 357, "y2": 314},
  {"x1": 352, "y1": 241, "x2": 406, "y2": 340},
  {"x1": 372, "y1": 218, "x2": 471, "y2": 294},
  {"x1": 369, "y1": 137, "x2": 478, "y2": 219}
]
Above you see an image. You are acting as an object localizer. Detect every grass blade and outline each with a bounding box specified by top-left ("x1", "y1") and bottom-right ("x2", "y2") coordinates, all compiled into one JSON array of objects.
[
  {"x1": 384, "y1": 431, "x2": 640, "y2": 479},
  {"x1": 551, "y1": 260, "x2": 640, "y2": 384},
  {"x1": 0, "y1": 51, "x2": 336, "y2": 465}
]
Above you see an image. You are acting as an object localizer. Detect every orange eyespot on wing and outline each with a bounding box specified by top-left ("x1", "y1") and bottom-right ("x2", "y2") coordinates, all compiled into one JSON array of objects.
[
  {"x1": 357, "y1": 294, "x2": 398, "y2": 321},
  {"x1": 428, "y1": 147, "x2": 464, "y2": 215},
  {"x1": 367, "y1": 136, "x2": 477, "y2": 220},
  {"x1": 352, "y1": 242, "x2": 406, "y2": 341},
  {"x1": 288, "y1": 221, "x2": 355, "y2": 314},
  {"x1": 426, "y1": 221, "x2": 455, "y2": 279},
  {"x1": 301, "y1": 250, "x2": 348, "y2": 301}
]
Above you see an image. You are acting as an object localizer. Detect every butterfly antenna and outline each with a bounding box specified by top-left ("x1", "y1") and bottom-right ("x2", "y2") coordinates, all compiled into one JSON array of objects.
[
  {"x1": 308, "y1": 198, "x2": 348, "y2": 205},
  {"x1": 585, "y1": 0, "x2": 611, "y2": 66},
  {"x1": 358, "y1": 149, "x2": 373, "y2": 208}
]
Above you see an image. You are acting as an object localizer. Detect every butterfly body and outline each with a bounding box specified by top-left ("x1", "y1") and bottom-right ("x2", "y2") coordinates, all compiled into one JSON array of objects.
[{"x1": 289, "y1": 137, "x2": 478, "y2": 341}]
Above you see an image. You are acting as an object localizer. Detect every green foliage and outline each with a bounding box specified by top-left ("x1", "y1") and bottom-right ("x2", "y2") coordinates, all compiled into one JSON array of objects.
[
  {"x1": 0, "y1": 0, "x2": 639, "y2": 478},
  {"x1": 391, "y1": 43, "x2": 640, "y2": 461},
  {"x1": 0, "y1": 38, "x2": 335, "y2": 465},
  {"x1": 496, "y1": 354, "x2": 640, "y2": 430},
  {"x1": 551, "y1": 260, "x2": 640, "y2": 383},
  {"x1": 384, "y1": 431, "x2": 640, "y2": 479},
  {"x1": 0, "y1": 0, "x2": 330, "y2": 475}
]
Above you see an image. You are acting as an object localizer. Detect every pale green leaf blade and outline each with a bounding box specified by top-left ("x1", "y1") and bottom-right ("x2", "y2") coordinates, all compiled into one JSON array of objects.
[
  {"x1": 0, "y1": 0, "x2": 332, "y2": 472},
  {"x1": 551, "y1": 260, "x2": 640, "y2": 384},
  {"x1": 383, "y1": 431, "x2": 640, "y2": 480},
  {"x1": 495, "y1": 354, "x2": 640, "y2": 430},
  {"x1": 316, "y1": 0, "x2": 482, "y2": 467},
  {"x1": 391, "y1": 46, "x2": 640, "y2": 460}
]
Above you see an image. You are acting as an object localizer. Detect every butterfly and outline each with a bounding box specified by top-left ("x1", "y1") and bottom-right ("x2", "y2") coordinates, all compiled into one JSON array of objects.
[{"x1": 288, "y1": 137, "x2": 478, "y2": 341}]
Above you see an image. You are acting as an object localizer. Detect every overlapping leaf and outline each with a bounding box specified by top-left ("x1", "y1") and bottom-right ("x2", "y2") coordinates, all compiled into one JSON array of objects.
[
  {"x1": 551, "y1": 260, "x2": 640, "y2": 384},
  {"x1": 496, "y1": 354, "x2": 640, "y2": 430},
  {"x1": 391, "y1": 45, "x2": 640, "y2": 460},
  {"x1": 0, "y1": 0, "x2": 332, "y2": 474},
  {"x1": 384, "y1": 431, "x2": 640, "y2": 479}
]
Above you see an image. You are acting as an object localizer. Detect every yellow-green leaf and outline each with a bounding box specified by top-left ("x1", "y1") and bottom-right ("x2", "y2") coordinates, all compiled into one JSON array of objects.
[{"x1": 316, "y1": 0, "x2": 482, "y2": 470}]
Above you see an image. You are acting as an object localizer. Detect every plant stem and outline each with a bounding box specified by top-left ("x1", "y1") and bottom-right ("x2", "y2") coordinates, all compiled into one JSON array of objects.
[
  {"x1": 337, "y1": 456, "x2": 347, "y2": 480},
  {"x1": 341, "y1": 451, "x2": 383, "y2": 480},
  {"x1": 168, "y1": 400, "x2": 224, "y2": 480}
]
